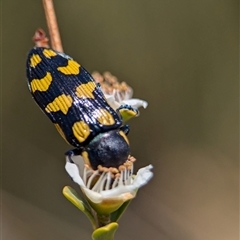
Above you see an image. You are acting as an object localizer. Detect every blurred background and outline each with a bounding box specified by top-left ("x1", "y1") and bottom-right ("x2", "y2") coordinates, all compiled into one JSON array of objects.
[{"x1": 2, "y1": 1, "x2": 238, "y2": 240}]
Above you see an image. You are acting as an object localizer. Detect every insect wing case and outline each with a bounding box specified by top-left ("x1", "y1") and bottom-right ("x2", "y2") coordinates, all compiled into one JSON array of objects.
[{"x1": 26, "y1": 47, "x2": 122, "y2": 148}]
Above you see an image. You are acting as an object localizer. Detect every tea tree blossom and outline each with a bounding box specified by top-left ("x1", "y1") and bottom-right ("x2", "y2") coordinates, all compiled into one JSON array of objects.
[
  {"x1": 65, "y1": 155, "x2": 153, "y2": 216},
  {"x1": 92, "y1": 71, "x2": 148, "y2": 111}
]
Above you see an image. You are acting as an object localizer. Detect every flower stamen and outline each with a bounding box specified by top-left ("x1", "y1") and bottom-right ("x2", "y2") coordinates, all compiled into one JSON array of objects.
[
  {"x1": 92, "y1": 71, "x2": 133, "y2": 102},
  {"x1": 87, "y1": 170, "x2": 100, "y2": 189},
  {"x1": 105, "y1": 172, "x2": 112, "y2": 190},
  {"x1": 99, "y1": 172, "x2": 107, "y2": 192},
  {"x1": 83, "y1": 164, "x2": 92, "y2": 185},
  {"x1": 91, "y1": 171, "x2": 105, "y2": 192},
  {"x1": 83, "y1": 157, "x2": 136, "y2": 192},
  {"x1": 112, "y1": 176, "x2": 119, "y2": 188}
]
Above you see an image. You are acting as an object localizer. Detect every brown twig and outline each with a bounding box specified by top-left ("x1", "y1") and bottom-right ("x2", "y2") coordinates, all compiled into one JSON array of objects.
[{"x1": 42, "y1": 0, "x2": 63, "y2": 52}]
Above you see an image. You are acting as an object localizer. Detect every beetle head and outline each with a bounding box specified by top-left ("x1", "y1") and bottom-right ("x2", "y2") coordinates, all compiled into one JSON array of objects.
[{"x1": 84, "y1": 129, "x2": 130, "y2": 170}]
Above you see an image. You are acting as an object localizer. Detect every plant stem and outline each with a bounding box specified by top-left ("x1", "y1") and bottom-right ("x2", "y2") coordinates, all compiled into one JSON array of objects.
[
  {"x1": 97, "y1": 214, "x2": 111, "y2": 227},
  {"x1": 42, "y1": 0, "x2": 63, "y2": 52}
]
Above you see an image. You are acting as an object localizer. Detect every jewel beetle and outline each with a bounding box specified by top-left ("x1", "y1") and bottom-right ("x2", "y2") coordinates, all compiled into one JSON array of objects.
[{"x1": 26, "y1": 47, "x2": 138, "y2": 169}]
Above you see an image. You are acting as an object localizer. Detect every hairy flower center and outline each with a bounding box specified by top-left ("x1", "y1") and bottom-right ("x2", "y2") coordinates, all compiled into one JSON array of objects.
[{"x1": 83, "y1": 156, "x2": 136, "y2": 193}]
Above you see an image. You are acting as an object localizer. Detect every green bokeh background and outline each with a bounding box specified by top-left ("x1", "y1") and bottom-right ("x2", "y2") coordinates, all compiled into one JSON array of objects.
[{"x1": 2, "y1": 1, "x2": 238, "y2": 240}]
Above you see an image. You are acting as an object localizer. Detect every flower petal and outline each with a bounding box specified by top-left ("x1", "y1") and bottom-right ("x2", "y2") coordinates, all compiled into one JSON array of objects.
[
  {"x1": 69, "y1": 155, "x2": 86, "y2": 175},
  {"x1": 65, "y1": 161, "x2": 85, "y2": 187},
  {"x1": 104, "y1": 94, "x2": 121, "y2": 110},
  {"x1": 132, "y1": 164, "x2": 153, "y2": 188},
  {"x1": 121, "y1": 98, "x2": 148, "y2": 109},
  {"x1": 83, "y1": 187, "x2": 132, "y2": 214},
  {"x1": 83, "y1": 187, "x2": 103, "y2": 203},
  {"x1": 100, "y1": 185, "x2": 135, "y2": 198}
]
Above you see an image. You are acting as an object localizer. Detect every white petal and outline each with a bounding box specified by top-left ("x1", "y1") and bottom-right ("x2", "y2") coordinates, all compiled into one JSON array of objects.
[
  {"x1": 68, "y1": 155, "x2": 85, "y2": 176},
  {"x1": 83, "y1": 187, "x2": 103, "y2": 203},
  {"x1": 132, "y1": 165, "x2": 153, "y2": 188},
  {"x1": 105, "y1": 94, "x2": 121, "y2": 110},
  {"x1": 123, "y1": 88, "x2": 133, "y2": 100},
  {"x1": 65, "y1": 161, "x2": 85, "y2": 187},
  {"x1": 100, "y1": 185, "x2": 135, "y2": 198},
  {"x1": 84, "y1": 185, "x2": 136, "y2": 203},
  {"x1": 121, "y1": 99, "x2": 148, "y2": 109}
]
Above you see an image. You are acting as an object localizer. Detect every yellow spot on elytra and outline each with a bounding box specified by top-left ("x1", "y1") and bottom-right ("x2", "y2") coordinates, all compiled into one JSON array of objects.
[
  {"x1": 75, "y1": 82, "x2": 96, "y2": 99},
  {"x1": 57, "y1": 60, "x2": 80, "y2": 75},
  {"x1": 119, "y1": 130, "x2": 129, "y2": 145},
  {"x1": 119, "y1": 108, "x2": 138, "y2": 122},
  {"x1": 94, "y1": 109, "x2": 115, "y2": 125},
  {"x1": 54, "y1": 123, "x2": 69, "y2": 144},
  {"x1": 45, "y1": 94, "x2": 73, "y2": 114},
  {"x1": 43, "y1": 49, "x2": 57, "y2": 58},
  {"x1": 72, "y1": 121, "x2": 90, "y2": 143},
  {"x1": 30, "y1": 54, "x2": 42, "y2": 68},
  {"x1": 30, "y1": 72, "x2": 52, "y2": 92}
]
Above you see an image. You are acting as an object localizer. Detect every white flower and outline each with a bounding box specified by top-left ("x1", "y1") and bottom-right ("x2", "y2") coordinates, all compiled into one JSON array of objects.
[
  {"x1": 92, "y1": 71, "x2": 148, "y2": 111},
  {"x1": 104, "y1": 92, "x2": 148, "y2": 111},
  {"x1": 65, "y1": 155, "x2": 153, "y2": 214}
]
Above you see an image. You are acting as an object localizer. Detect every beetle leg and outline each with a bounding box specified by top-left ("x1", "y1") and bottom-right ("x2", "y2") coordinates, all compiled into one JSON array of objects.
[
  {"x1": 65, "y1": 148, "x2": 82, "y2": 162},
  {"x1": 120, "y1": 125, "x2": 130, "y2": 135}
]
